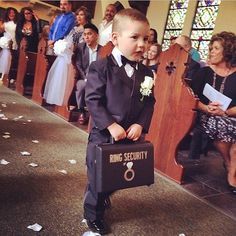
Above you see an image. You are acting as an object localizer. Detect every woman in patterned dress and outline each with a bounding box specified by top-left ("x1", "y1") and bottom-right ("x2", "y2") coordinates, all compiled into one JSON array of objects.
[
  {"x1": 192, "y1": 31, "x2": 236, "y2": 194},
  {"x1": 15, "y1": 7, "x2": 40, "y2": 52}
]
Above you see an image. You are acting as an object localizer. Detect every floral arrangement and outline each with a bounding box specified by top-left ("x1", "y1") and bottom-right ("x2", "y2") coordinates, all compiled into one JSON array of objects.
[
  {"x1": 140, "y1": 76, "x2": 154, "y2": 101},
  {"x1": 53, "y1": 39, "x2": 70, "y2": 56},
  {"x1": 0, "y1": 36, "x2": 10, "y2": 49}
]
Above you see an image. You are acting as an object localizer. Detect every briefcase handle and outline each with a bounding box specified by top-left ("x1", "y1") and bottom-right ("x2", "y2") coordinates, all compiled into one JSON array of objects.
[{"x1": 109, "y1": 135, "x2": 145, "y2": 145}]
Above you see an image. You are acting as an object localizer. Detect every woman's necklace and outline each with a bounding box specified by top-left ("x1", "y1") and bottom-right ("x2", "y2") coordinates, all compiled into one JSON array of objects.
[{"x1": 212, "y1": 70, "x2": 230, "y2": 93}]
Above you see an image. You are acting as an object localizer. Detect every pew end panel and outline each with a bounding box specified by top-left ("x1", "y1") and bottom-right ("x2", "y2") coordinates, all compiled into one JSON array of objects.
[
  {"x1": 15, "y1": 38, "x2": 37, "y2": 95},
  {"x1": 2, "y1": 74, "x2": 8, "y2": 86},
  {"x1": 2, "y1": 46, "x2": 19, "y2": 88},
  {"x1": 145, "y1": 44, "x2": 198, "y2": 184},
  {"x1": 54, "y1": 41, "x2": 114, "y2": 122},
  {"x1": 53, "y1": 64, "x2": 77, "y2": 122},
  {"x1": 15, "y1": 38, "x2": 27, "y2": 94},
  {"x1": 98, "y1": 41, "x2": 114, "y2": 58}
]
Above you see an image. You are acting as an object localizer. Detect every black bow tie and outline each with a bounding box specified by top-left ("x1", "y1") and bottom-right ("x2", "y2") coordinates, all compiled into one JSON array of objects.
[{"x1": 121, "y1": 55, "x2": 137, "y2": 69}]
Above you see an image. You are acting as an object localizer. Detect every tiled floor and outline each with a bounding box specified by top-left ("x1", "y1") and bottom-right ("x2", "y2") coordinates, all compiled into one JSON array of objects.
[
  {"x1": 178, "y1": 150, "x2": 236, "y2": 220},
  {"x1": 35, "y1": 104, "x2": 236, "y2": 221}
]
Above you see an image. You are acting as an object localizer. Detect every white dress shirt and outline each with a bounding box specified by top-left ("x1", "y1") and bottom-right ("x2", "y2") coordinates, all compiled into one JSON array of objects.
[
  {"x1": 112, "y1": 47, "x2": 137, "y2": 77},
  {"x1": 98, "y1": 20, "x2": 113, "y2": 46}
]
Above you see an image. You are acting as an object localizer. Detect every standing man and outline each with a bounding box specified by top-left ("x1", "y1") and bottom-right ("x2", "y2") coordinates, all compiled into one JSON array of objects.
[
  {"x1": 98, "y1": 3, "x2": 117, "y2": 46},
  {"x1": 48, "y1": 0, "x2": 75, "y2": 49}
]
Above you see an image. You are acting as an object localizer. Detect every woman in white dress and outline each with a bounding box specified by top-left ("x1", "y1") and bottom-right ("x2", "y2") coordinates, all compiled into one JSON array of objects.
[
  {"x1": 43, "y1": 6, "x2": 92, "y2": 106},
  {"x1": 43, "y1": 30, "x2": 74, "y2": 106},
  {"x1": 0, "y1": 7, "x2": 18, "y2": 80}
]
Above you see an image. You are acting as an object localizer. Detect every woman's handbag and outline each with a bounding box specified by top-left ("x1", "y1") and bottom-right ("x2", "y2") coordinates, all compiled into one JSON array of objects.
[{"x1": 95, "y1": 140, "x2": 154, "y2": 192}]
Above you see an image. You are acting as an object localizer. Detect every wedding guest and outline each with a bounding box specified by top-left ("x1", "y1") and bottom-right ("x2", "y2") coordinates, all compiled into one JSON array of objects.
[
  {"x1": 143, "y1": 43, "x2": 162, "y2": 78},
  {"x1": 74, "y1": 23, "x2": 102, "y2": 125},
  {"x1": 175, "y1": 35, "x2": 201, "y2": 81},
  {"x1": 98, "y1": 3, "x2": 117, "y2": 46},
  {"x1": 43, "y1": 0, "x2": 75, "y2": 106},
  {"x1": 113, "y1": 1, "x2": 125, "y2": 13},
  {"x1": 191, "y1": 31, "x2": 236, "y2": 195},
  {"x1": 142, "y1": 28, "x2": 158, "y2": 62},
  {"x1": 175, "y1": 35, "x2": 201, "y2": 62},
  {"x1": 47, "y1": 0, "x2": 75, "y2": 50},
  {"x1": 72, "y1": 6, "x2": 92, "y2": 45},
  {"x1": 15, "y1": 7, "x2": 40, "y2": 52},
  {"x1": 148, "y1": 28, "x2": 158, "y2": 45},
  {"x1": 0, "y1": 7, "x2": 18, "y2": 80}
]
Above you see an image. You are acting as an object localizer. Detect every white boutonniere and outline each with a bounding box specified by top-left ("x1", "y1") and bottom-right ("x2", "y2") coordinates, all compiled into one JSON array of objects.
[{"x1": 140, "y1": 76, "x2": 154, "y2": 101}]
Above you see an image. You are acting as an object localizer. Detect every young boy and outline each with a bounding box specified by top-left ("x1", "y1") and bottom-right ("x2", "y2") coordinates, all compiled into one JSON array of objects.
[
  {"x1": 84, "y1": 8, "x2": 156, "y2": 235},
  {"x1": 75, "y1": 23, "x2": 102, "y2": 124}
]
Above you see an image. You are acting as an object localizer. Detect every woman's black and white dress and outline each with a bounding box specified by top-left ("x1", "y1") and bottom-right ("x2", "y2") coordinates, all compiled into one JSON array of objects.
[{"x1": 191, "y1": 66, "x2": 236, "y2": 143}]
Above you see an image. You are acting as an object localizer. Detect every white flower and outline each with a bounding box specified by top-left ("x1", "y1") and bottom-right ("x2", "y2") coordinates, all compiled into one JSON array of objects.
[
  {"x1": 53, "y1": 39, "x2": 69, "y2": 56},
  {"x1": 0, "y1": 36, "x2": 11, "y2": 49},
  {"x1": 142, "y1": 76, "x2": 154, "y2": 89},
  {"x1": 140, "y1": 76, "x2": 154, "y2": 101}
]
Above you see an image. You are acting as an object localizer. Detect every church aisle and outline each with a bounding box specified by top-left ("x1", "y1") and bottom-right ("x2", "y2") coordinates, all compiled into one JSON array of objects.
[{"x1": 0, "y1": 84, "x2": 236, "y2": 236}]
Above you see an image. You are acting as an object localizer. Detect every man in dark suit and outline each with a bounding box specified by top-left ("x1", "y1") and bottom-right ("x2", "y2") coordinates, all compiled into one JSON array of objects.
[
  {"x1": 83, "y1": 8, "x2": 155, "y2": 235},
  {"x1": 75, "y1": 23, "x2": 102, "y2": 124}
]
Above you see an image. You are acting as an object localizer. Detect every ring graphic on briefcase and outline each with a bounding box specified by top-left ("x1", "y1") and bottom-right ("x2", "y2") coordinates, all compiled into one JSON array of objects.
[
  {"x1": 95, "y1": 141, "x2": 154, "y2": 192},
  {"x1": 124, "y1": 162, "x2": 135, "y2": 181}
]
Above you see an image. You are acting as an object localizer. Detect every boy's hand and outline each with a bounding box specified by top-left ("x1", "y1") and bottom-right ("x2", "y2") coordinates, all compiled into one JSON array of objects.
[
  {"x1": 107, "y1": 123, "x2": 126, "y2": 141},
  {"x1": 126, "y1": 124, "x2": 143, "y2": 141}
]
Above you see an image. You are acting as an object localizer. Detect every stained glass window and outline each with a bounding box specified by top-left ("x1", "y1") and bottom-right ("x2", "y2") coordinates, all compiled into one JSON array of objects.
[
  {"x1": 162, "y1": 0, "x2": 189, "y2": 50},
  {"x1": 190, "y1": 0, "x2": 221, "y2": 60}
]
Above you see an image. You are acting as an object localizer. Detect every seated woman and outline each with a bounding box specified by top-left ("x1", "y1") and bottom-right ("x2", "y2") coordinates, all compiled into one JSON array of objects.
[
  {"x1": 0, "y1": 7, "x2": 18, "y2": 80},
  {"x1": 191, "y1": 31, "x2": 236, "y2": 194},
  {"x1": 143, "y1": 43, "x2": 162, "y2": 81},
  {"x1": 142, "y1": 28, "x2": 158, "y2": 62},
  {"x1": 148, "y1": 28, "x2": 158, "y2": 45}
]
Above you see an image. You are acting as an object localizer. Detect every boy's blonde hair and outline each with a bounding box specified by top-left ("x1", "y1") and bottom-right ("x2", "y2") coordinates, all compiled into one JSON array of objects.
[{"x1": 112, "y1": 8, "x2": 149, "y2": 33}]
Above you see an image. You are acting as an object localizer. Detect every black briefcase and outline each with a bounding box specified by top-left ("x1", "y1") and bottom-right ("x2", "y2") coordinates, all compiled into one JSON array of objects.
[{"x1": 95, "y1": 141, "x2": 154, "y2": 192}]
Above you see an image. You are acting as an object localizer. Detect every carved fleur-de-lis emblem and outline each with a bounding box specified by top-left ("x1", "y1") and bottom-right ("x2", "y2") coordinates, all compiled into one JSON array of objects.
[{"x1": 165, "y1": 61, "x2": 176, "y2": 75}]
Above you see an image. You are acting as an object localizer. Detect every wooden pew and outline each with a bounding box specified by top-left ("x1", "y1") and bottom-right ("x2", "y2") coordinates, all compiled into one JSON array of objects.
[
  {"x1": 31, "y1": 37, "x2": 77, "y2": 121},
  {"x1": 55, "y1": 41, "x2": 116, "y2": 122},
  {"x1": 53, "y1": 47, "x2": 78, "y2": 121},
  {"x1": 32, "y1": 38, "x2": 56, "y2": 105},
  {"x1": 145, "y1": 44, "x2": 198, "y2": 184},
  {"x1": 99, "y1": 41, "x2": 114, "y2": 58},
  {"x1": 15, "y1": 38, "x2": 37, "y2": 95},
  {"x1": 53, "y1": 63, "x2": 77, "y2": 121}
]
